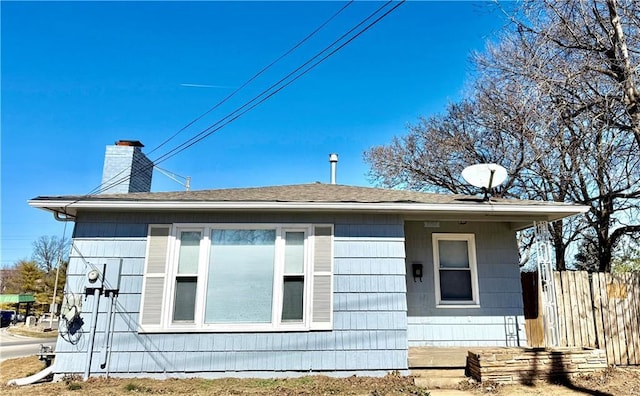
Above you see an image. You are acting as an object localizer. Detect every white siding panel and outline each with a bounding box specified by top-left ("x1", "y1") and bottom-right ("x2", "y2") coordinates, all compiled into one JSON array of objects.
[
  {"x1": 407, "y1": 315, "x2": 527, "y2": 347},
  {"x1": 334, "y1": 241, "x2": 405, "y2": 258},
  {"x1": 120, "y1": 258, "x2": 145, "y2": 275}
]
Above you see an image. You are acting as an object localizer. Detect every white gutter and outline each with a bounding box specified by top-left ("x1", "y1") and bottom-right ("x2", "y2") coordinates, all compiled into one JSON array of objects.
[{"x1": 29, "y1": 199, "x2": 590, "y2": 217}]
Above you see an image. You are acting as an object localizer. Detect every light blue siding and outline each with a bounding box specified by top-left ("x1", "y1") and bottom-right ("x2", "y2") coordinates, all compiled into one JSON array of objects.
[
  {"x1": 404, "y1": 221, "x2": 526, "y2": 347},
  {"x1": 407, "y1": 316, "x2": 526, "y2": 347},
  {"x1": 53, "y1": 212, "x2": 408, "y2": 378}
]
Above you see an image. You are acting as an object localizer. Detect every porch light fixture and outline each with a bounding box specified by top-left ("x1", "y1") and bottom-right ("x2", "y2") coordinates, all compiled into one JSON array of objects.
[{"x1": 412, "y1": 262, "x2": 423, "y2": 282}]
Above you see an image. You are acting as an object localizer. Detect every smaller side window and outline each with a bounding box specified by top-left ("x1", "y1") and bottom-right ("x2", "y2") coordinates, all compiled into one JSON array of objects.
[
  {"x1": 433, "y1": 233, "x2": 479, "y2": 307},
  {"x1": 281, "y1": 231, "x2": 306, "y2": 322}
]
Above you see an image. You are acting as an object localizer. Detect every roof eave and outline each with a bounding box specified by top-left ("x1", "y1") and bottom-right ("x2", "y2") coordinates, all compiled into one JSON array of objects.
[{"x1": 28, "y1": 199, "x2": 590, "y2": 223}]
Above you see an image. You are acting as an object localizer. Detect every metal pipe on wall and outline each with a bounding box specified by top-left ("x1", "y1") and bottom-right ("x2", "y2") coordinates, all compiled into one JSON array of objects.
[
  {"x1": 84, "y1": 288, "x2": 101, "y2": 380},
  {"x1": 100, "y1": 291, "x2": 115, "y2": 370}
]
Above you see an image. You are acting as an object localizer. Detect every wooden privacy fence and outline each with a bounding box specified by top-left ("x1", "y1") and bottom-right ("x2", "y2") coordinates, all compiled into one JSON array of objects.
[{"x1": 522, "y1": 271, "x2": 640, "y2": 366}]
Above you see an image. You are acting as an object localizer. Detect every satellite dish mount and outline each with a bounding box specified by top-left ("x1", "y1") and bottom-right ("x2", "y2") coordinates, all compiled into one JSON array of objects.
[{"x1": 461, "y1": 163, "x2": 508, "y2": 201}]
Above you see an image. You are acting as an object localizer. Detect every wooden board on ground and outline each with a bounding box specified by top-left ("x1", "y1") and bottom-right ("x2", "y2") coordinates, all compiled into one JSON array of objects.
[{"x1": 408, "y1": 347, "x2": 469, "y2": 368}]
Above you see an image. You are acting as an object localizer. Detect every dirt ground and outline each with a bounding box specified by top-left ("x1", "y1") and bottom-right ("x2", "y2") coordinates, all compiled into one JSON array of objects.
[
  {"x1": 1, "y1": 356, "x2": 639, "y2": 395},
  {"x1": 457, "y1": 366, "x2": 640, "y2": 395}
]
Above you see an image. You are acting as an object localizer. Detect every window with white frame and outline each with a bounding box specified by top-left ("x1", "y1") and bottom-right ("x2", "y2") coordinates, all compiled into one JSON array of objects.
[
  {"x1": 432, "y1": 233, "x2": 479, "y2": 307},
  {"x1": 139, "y1": 224, "x2": 333, "y2": 332}
]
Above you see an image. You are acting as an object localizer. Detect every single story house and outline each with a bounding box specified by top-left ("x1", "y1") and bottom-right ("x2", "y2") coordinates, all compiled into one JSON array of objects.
[{"x1": 28, "y1": 142, "x2": 588, "y2": 379}]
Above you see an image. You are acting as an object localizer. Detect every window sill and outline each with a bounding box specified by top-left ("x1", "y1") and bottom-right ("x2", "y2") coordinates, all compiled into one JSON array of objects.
[
  {"x1": 436, "y1": 303, "x2": 481, "y2": 309},
  {"x1": 138, "y1": 325, "x2": 326, "y2": 333}
]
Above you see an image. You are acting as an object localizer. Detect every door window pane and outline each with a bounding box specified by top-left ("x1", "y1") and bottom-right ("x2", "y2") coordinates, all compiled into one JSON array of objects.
[
  {"x1": 177, "y1": 231, "x2": 201, "y2": 274},
  {"x1": 439, "y1": 270, "x2": 472, "y2": 300},
  {"x1": 284, "y1": 232, "x2": 305, "y2": 273},
  {"x1": 282, "y1": 276, "x2": 304, "y2": 321},
  {"x1": 173, "y1": 276, "x2": 197, "y2": 321},
  {"x1": 438, "y1": 240, "x2": 469, "y2": 268},
  {"x1": 205, "y1": 229, "x2": 276, "y2": 323}
]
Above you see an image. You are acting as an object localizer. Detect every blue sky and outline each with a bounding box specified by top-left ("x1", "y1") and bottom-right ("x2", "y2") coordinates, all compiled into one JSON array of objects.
[{"x1": 1, "y1": 1, "x2": 508, "y2": 268}]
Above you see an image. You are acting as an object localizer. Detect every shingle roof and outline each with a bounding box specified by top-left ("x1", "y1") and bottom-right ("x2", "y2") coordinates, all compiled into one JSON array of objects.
[
  {"x1": 29, "y1": 183, "x2": 589, "y2": 227},
  {"x1": 31, "y1": 183, "x2": 568, "y2": 207}
]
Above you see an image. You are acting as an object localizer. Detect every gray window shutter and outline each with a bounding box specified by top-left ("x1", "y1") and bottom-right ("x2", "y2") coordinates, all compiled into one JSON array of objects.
[
  {"x1": 310, "y1": 225, "x2": 333, "y2": 330},
  {"x1": 140, "y1": 225, "x2": 171, "y2": 330}
]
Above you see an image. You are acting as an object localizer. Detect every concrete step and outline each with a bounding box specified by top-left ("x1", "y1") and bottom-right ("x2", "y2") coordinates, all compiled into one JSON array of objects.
[{"x1": 412, "y1": 368, "x2": 471, "y2": 389}]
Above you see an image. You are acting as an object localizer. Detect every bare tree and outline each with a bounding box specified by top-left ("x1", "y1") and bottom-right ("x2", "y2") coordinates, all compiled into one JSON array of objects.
[
  {"x1": 483, "y1": 0, "x2": 640, "y2": 271},
  {"x1": 493, "y1": 0, "x2": 640, "y2": 149},
  {"x1": 365, "y1": 0, "x2": 640, "y2": 272},
  {"x1": 32, "y1": 235, "x2": 69, "y2": 272}
]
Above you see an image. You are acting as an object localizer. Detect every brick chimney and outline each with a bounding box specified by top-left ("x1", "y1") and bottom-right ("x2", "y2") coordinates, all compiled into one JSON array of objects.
[{"x1": 100, "y1": 140, "x2": 153, "y2": 194}]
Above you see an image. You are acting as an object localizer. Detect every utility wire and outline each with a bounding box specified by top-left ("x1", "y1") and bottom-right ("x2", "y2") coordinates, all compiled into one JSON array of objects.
[
  {"x1": 93, "y1": 1, "x2": 403, "y2": 197},
  {"x1": 148, "y1": 0, "x2": 397, "y2": 169},
  {"x1": 71, "y1": 0, "x2": 405, "y2": 201},
  {"x1": 147, "y1": 0, "x2": 355, "y2": 157},
  {"x1": 151, "y1": 1, "x2": 406, "y2": 167},
  {"x1": 85, "y1": 1, "x2": 354, "y2": 196}
]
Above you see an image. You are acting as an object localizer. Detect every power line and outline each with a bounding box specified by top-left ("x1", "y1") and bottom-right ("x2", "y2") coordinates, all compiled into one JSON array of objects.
[
  {"x1": 86, "y1": 1, "x2": 355, "y2": 196},
  {"x1": 92, "y1": 1, "x2": 404, "y2": 197},
  {"x1": 147, "y1": 0, "x2": 355, "y2": 157},
  {"x1": 150, "y1": 0, "x2": 399, "y2": 168},
  {"x1": 152, "y1": 1, "x2": 406, "y2": 167}
]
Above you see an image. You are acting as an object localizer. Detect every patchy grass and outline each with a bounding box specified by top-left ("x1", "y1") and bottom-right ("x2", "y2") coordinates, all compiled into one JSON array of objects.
[
  {"x1": 123, "y1": 381, "x2": 153, "y2": 392},
  {"x1": 0, "y1": 363, "x2": 424, "y2": 396},
  {"x1": 6, "y1": 325, "x2": 58, "y2": 338},
  {"x1": 0, "y1": 356, "x2": 45, "y2": 384},
  {"x1": 2, "y1": 356, "x2": 640, "y2": 396}
]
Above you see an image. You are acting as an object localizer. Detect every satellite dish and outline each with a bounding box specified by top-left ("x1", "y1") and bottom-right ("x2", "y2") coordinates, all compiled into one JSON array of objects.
[{"x1": 461, "y1": 163, "x2": 508, "y2": 200}]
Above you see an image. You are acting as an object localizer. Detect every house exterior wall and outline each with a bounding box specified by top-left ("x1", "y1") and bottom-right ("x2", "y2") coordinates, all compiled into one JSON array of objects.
[
  {"x1": 54, "y1": 211, "x2": 408, "y2": 378},
  {"x1": 404, "y1": 221, "x2": 526, "y2": 347}
]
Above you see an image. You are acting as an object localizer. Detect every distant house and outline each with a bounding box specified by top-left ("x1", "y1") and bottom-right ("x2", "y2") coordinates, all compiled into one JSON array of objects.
[{"x1": 29, "y1": 141, "x2": 587, "y2": 379}]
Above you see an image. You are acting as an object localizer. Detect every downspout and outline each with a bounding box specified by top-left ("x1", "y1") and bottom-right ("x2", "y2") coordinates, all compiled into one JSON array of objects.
[{"x1": 53, "y1": 211, "x2": 75, "y2": 222}]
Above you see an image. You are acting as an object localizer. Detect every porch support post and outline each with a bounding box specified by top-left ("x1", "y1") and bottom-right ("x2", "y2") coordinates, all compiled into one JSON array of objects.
[{"x1": 534, "y1": 221, "x2": 560, "y2": 347}]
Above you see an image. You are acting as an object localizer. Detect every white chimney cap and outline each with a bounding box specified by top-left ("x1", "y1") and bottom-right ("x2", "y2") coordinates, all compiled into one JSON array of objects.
[{"x1": 329, "y1": 153, "x2": 338, "y2": 162}]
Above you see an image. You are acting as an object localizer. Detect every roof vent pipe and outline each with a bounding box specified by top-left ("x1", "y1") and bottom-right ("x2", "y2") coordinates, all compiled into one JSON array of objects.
[{"x1": 329, "y1": 153, "x2": 338, "y2": 184}]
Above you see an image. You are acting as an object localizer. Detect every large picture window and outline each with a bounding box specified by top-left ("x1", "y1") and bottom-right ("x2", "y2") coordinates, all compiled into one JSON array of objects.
[
  {"x1": 139, "y1": 223, "x2": 333, "y2": 332},
  {"x1": 205, "y1": 229, "x2": 276, "y2": 324},
  {"x1": 432, "y1": 233, "x2": 479, "y2": 308}
]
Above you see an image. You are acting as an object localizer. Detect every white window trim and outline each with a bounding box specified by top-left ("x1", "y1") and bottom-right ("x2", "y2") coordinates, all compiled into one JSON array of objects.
[
  {"x1": 432, "y1": 233, "x2": 480, "y2": 308},
  {"x1": 161, "y1": 223, "x2": 318, "y2": 332}
]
